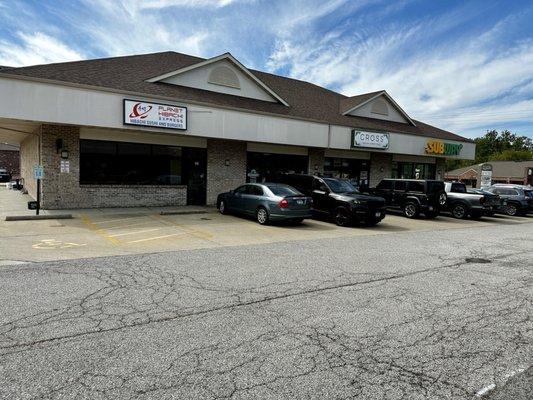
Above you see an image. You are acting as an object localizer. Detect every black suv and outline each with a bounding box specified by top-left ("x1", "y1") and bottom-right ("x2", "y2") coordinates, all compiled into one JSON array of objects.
[
  {"x1": 369, "y1": 179, "x2": 446, "y2": 218},
  {"x1": 277, "y1": 174, "x2": 386, "y2": 226}
]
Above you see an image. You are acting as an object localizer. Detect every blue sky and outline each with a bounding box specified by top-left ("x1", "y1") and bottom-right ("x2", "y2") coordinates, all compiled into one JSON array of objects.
[{"x1": 0, "y1": 0, "x2": 532, "y2": 139}]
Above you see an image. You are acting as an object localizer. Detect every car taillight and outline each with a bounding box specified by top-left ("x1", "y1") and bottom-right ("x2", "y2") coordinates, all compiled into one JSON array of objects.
[{"x1": 278, "y1": 199, "x2": 289, "y2": 208}]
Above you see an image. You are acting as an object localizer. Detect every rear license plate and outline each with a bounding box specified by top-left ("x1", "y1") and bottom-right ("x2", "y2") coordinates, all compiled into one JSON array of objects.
[
  {"x1": 375, "y1": 212, "x2": 381, "y2": 217},
  {"x1": 296, "y1": 200, "x2": 304, "y2": 205}
]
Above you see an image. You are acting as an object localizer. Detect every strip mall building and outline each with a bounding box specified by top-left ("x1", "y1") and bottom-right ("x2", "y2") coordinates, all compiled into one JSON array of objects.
[{"x1": 0, "y1": 52, "x2": 475, "y2": 208}]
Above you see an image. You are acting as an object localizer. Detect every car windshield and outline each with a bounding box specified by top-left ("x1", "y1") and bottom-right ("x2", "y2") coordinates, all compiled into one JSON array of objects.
[
  {"x1": 323, "y1": 178, "x2": 359, "y2": 193},
  {"x1": 525, "y1": 190, "x2": 533, "y2": 197},
  {"x1": 267, "y1": 185, "x2": 302, "y2": 196}
]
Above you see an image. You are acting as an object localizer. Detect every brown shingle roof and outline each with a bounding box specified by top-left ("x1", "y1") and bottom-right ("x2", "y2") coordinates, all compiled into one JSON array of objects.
[
  {"x1": 339, "y1": 90, "x2": 384, "y2": 114},
  {"x1": 446, "y1": 160, "x2": 533, "y2": 177},
  {"x1": 1, "y1": 51, "x2": 471, "y2": 143}
]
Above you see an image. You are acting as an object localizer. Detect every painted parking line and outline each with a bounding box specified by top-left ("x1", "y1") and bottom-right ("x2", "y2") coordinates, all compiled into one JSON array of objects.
[
  {"x1": 149, "y1": 214, "x2": 215, "y2": 242},
  {"x1": 102, "y1": 219, "x2": 155, "y2": 230},
  {"x1": 81, "y1": 214, "x2": 121, "y2": 245},
  {"x1": 126, "y1": 233, "x2": 187, "y2": 244},
  {"x1": 92, "y1": 216, "x2": 144, "y2": 225},
  {"x1": 108, "y1": 228, "x2": 162, "y2": 238}
]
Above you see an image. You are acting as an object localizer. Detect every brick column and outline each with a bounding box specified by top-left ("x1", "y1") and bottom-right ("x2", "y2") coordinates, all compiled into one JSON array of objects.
[
  {"x1": 206, "y1": 139, "x2": 246, "y2": 205},
  {"x1": 308, "y1": 148, "x2": 325, "y2": 175},
  {"x1": 369, "y1": 152, "x2": 393, "y2": 187},
  {"x1": 40, "y1": 124, "x2": 81, "y2": 209}
]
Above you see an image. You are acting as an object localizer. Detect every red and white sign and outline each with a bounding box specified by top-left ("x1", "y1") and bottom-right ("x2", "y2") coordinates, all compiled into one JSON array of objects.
[{"x1": 124, "y1": 99, "x2": 187, "y2": 130}]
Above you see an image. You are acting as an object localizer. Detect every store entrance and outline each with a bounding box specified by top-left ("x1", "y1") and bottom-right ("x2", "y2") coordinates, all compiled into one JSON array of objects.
[
  {"x1": 183, "y1": 148, "x2": 207, "y2": 205},
  {"x1": 246, "y1": 152, "x2": 308, "y2": 183},
  {"x1": 323, "y1": 158, "x2": 370, "y2": 189}
]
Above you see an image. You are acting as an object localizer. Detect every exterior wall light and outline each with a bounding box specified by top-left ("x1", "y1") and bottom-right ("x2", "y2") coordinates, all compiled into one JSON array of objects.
[{"x1": 60, "y1": 150, "x2": 69, "y2": 159}]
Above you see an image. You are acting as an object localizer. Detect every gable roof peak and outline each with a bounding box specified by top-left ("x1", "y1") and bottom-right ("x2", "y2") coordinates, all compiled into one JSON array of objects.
[
  {"x1": 340, "y1": 90, "x2": 415, "y2": 126},
  {"x1": 145, "y1": 52, "x2": 289, "y2": 106}
]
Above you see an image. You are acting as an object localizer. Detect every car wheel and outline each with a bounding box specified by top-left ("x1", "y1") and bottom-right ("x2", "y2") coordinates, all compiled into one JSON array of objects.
[
  {"x1": 505, "y1": 204, "x2": 518, "y2": 216},
  {"x1": 334, "y1": 207, "x2": 352, "y2": 227},
  {"x1": 451, "y1": 203, "x2": 467, "y2": 219},
  {"x1": 437, "y1": 191, "x2": 447, "y2": 207},
  {"x1": 403, "y1": 202, "x2": 419, "y2": 219},
  {"x1": 256, "y1": 207, "x2": 269, "y2": 225},
  {"x1": 219, "y1": 200, "x2": 228, "y2": 215}
]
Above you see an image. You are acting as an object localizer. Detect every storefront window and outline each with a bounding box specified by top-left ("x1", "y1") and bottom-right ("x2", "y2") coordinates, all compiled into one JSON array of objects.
[
  {"x1": 392, "y1": 162, "x2": 436, "y2": 180},
  {"x1": 246, "y1": 152, "x2": 308, "y2": 183},
  {"x1": 80, "y1": 139, "x2": 183, "y2": 185},
  {"x1": 323, "y1": 157, "x2": 370, "y2": 188}
]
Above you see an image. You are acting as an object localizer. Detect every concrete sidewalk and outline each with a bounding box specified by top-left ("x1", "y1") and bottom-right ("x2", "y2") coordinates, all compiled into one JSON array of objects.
[{"x1": 0, "y1": 185, "x2": 212, "y2": 219}]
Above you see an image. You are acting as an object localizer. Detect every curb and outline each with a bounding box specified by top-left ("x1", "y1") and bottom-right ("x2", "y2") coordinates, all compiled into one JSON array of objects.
[
  {"x1": 5, "y1": 214, "x2": 73, "y2": 221},
  {"x1": 160, "y1": 210, "x2": 209, "y2": 216}
]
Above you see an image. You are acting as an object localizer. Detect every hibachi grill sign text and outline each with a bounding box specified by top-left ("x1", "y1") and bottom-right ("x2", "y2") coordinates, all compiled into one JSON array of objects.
[{"x1": 124, "y1": 100, "x2": 187, "y2": 130}]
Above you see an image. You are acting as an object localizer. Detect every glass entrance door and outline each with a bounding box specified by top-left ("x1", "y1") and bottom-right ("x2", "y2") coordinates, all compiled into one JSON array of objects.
[{"x1": 183, "y1": 148, "x2": 207, "y2": 205}]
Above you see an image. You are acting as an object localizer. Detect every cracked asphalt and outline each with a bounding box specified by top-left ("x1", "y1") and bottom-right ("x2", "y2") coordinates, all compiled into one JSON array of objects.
[{"x1": 0, "y1": 221, "x2": 531, "y2": 399}]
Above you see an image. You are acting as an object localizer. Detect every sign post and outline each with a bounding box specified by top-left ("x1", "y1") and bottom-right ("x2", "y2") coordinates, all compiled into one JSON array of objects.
[
  {"x1": 32, "y1": 165, "x2": 44, "y2": 216},
  {"x1": 480, "y1": 163, "x2": 492, "y2": 189}
]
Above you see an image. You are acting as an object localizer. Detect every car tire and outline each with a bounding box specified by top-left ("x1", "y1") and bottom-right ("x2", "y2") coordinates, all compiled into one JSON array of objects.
[
  {"x1": 451, "y1": 203, "x2": 468, "y2": 219},
  {"x1": 505, "y1": 203, "x2": 518, "y2": 216},
  {"x1": 437, "y1": 191, "x2": 447, "y2": 207},
  {"x1": 218, "y1": 200, "x2": 228, "y2": 215},
  {"x1": 334, "y1": 207, "x2": 352, "y2": 227},
  {"x1": 256, "y1": 207, "x2": 269, "y2": 225},
  {"x1": 403, "y1": 202, "x2": 419, "y2": 219}
]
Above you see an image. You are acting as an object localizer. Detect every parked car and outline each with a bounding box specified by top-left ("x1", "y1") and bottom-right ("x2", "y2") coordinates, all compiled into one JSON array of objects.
[
  {"x1": 277, "y1": 174, "x2": 386, "y2": 226},
  {"x1": 443, "y1": 182, "x2": 491, "y2": 219},
  {"x1": 467, "y1": 188, "x2": 506, "y2": 216},
  {"x1": 0, "y1": 168, "x2": 11, "y2": 182},
  {"x1": 487, "y1": 184, "x2": 533, "y2": 216},
  {"x1": 217, "y1": 183, "x2": 312, "y2": 225},
  {"x1": 368, "y1": 179, "x2": 446, "y2": 219}
]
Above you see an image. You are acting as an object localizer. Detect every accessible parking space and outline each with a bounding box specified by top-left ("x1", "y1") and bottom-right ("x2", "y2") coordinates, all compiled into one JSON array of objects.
[{"x1": 0, "y1": 201, "x2": 531, "y2": 263}]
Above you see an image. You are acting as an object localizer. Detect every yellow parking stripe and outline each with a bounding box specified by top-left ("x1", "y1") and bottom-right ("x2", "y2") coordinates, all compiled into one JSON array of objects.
[
  {"x1": 81, "y1": 215, "x2": 121, "y2": 245},
  {"x1": 149, "y1": 214, "x2": 215, "y2": 242}
]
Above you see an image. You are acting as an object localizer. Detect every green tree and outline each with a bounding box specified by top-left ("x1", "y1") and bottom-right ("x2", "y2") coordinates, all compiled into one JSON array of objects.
[{"x1": 446, "y1": 129, "x2": 533, "y2": 171}]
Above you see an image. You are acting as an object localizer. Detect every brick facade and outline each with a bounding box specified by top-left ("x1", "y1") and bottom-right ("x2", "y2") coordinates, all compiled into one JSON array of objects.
[
  {"x1": 308, "y1": 148, "x2": 325, "y2": 175},
  {"x1": 0, "y1": 149, "x2": 19, "y2": 176},
  {"x1": 36, "y1": 124, "x2": 186, "y2": 209},
  {"x1": 369, "y1": 152, "x2": 393, "y2": 187},
  {"x1": 206, "y1": 139, "x2": 246, "y2": 205}
]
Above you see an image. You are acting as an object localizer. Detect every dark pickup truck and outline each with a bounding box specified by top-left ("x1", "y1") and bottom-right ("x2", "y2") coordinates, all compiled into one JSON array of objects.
[
  {"x1": 277, "y1": 174, "x2": 386, "y2": 226},
  {"x1": 368, "y1": 179, "x2": 447, "y2": 218}
]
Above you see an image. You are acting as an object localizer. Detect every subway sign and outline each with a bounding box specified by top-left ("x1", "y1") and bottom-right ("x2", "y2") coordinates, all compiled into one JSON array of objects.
[{"x1": 425, "y1": 140, "x2": 463, "y2": 156}]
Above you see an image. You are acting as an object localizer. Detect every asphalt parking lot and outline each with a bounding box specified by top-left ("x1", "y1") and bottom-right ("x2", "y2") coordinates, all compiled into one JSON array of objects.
[
  {"x1": 0, "y1": 220, "x2": 531, "y2": 399},
  {"x1": 1, "y1": 193, "x2": 532, "y2": 263}
]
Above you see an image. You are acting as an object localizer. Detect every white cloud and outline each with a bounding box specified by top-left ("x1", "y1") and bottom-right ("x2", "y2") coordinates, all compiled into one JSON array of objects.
[
  {"x1": 0, "y1": 32, "x2": 83, "y2": 66},
  {"x1": 265, "y1": 8, "x2": 533, "y2": 137}
]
